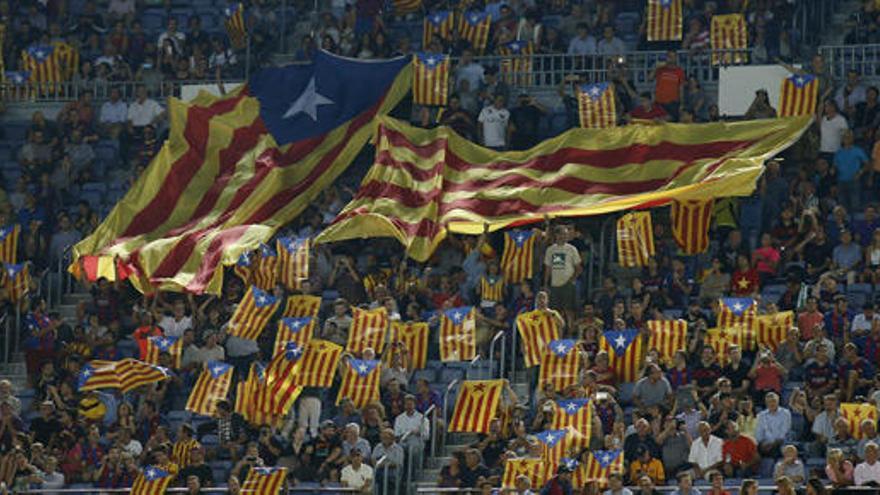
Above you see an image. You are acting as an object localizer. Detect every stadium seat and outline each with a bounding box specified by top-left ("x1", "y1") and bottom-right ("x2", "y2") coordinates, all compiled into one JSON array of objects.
[
  {"x1": 142, "y1": 10, "x2": 166, "y2": 32},
  {"x1": 413, "y1": 368, "x2": 436, "y2": 383},
  {"x1": 848, "y1": 283, "x2": 873, "y2": 295},
  {"x1": 439, "y1": 368, "x2": 465, "y2": 384}
]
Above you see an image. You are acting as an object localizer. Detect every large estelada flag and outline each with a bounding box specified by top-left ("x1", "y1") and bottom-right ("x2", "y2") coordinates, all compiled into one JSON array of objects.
[
  {"x1": 550, "y1": 399, "x2": 592, "y2": 451},
  {"x1": 647, "y1": 0, "x2": 683, "y2": 41},
  {"x1": 277, "y1": 236, "x2": 309, "y2": 290},
  {"x1": 756, "y1": 311, "x2": 792, "y2": 351},
  {"x1": 599, "y1": 329, "x2": 644, "y2": 383},
  {"x1": 413, "y1": 53, "x2": 449, "y2": 106},
  {"x1": 273, "y1": 316, "x2": 315, "y2": 357},
  {"x1": 502, "y1": 458, "x2": 547, "y2": 489},
  {"x1": 439, "y1": 306, "x2": 477, "y2": 362},
  {"x1": 539, "y1": 339, "x2": 580, "y2": 392},
  {"x1": 710, "y1": 14, "x2": 748, "y2": 65},
  {"x1": 717, "y1": 297, "x2": 757, "y2": 332},
  {"x1": 0, "y1": 225, "x2": 19, "y2": 264},
  {"x1": 224, "y1": 3, "x2": 247, "y2": 49},
  {"x1": 575, "y1": 449, "x2": 625, "y2": 484},
  {"x1": 388, "y1": 321, "x2": 429, "y2": 369},
  {"x1": 516, "y1": 309, "x2": 560, "y2": 368},
  {"x1": 282, "y1": 294, "x2": 321, "y2": 318},
  {"x1": 535, "y1": 428, "x2": 578, "y2": 466},
  {"x1": 131, "y1": 466, "x2": 174, "y2": 495},
  {"x1": 423, "y1": 11, "x2": 455, "y2": 47},
  {"x1": 670, "y1": 199, "x2": 713, "y2": 254},
  {"x1": 498, "y1": 40, "x2": 533, "y2": 85},
  {"x1": 72, "y1": 255, "x2": 134, "y2": 283},
  {"x1": 501, "y1": 229, "x2": 537, "y2": 283},
  {"x1": 647, "y1": 319, "x2": 687, "y2": 366},
  {"x1": 292, "y1": 339, "x2": 343, "y2": 387},
  {"x1": 236, "y1": 362, "x2": 285, "y2": 427},
  {"x1": 21, "y1": 45, "x2": 61, "y2": 86},
  {"x1": 71, "y1": 51, "x2": 411, "y2": 295},
  {"x1": 144, "y1": 335, "x2": 183, "y2": 369},
  {"x1": 347, "y1": 307, "x2": 388, "y2": 354},
  {"x1": 337, "y1": 358, "x2": 381, "y2": 408},
  {"x1": 186, "y1": 361, "x2": 234, "y2": 416},
  {"x1": 52, "y1": 41, "x2": 79, "y2": 80},
  {"x1": 779, "y1": 74, "x2": 819, "y2": 117},
  {"x1": 458, "y1": 11, "x2": 492, "y2": 53},
  {"x1": 315, "y1": 116, "x2": 810, "y2": 262},
  {"x1": 253, "y1": 243, "x2": 279, "y2": 290},
  {"x1": 704, "y1": 327, "x2": 734, "y2": 366},
  {"x1": 233, "y1": 252, "x2": 252, "y2": 283},
  {"x1": 578, "y1": 83, "x2": 617, "y2": 129},
  {"x1": 4, "y1": 263, "x2": 30, "y2": 302},
  {"x1": 616, "y1": 211, "x2": 654, "y2": 267},
  {"x1": 841, "y1": 403, "x2": 878, "y2": 439},
  {"x1": 242, "y1": 467, "x2": 288, "y2": 495},
  {"x1": 227, "y1": 286, "x2": 279, "y2": 340},
  {"x1": 77, "y1": 359, "x2": 170, "y2": 393},
  {"x1": 256, "y1": 342, "x2": 304, "y2": 415},
  {"x1": 449, "y1": 379, "x2": 504, "y2": 433}
]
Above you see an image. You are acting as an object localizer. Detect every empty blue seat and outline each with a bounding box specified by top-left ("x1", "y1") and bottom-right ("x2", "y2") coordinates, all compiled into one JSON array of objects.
[
  {"x1": 413, "y1": 368, "x2": 436, "y2": 384},
  {"x1": 848, "y1": 283, "x2": 873, "y2": 294},
  {"x1": 439, "y1": 368, "x2": 464, "y2": 383}
]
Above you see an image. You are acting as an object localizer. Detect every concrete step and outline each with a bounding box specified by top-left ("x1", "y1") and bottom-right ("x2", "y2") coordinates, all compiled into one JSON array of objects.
[
  {"x1": 417, "y1": 468, "x2": 441, "y2": 483},
  {"x1": 62, "y1": 292, "x2": 91, "y2": 305}
]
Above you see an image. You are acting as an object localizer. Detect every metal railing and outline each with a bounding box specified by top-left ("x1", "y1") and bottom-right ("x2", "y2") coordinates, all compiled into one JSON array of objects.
[
  {"x1": 18, "y1": 488, "x2": 358, "y2": 494},
  {"x1": 820, "y1": 44, "x2": 880, "y2": 82},
  {"x1": 1, "y1": 78, "x2": 245, "y2": 103},
  {"x1": 487, "y1": 330, "x2": 507, "y2": 381}
]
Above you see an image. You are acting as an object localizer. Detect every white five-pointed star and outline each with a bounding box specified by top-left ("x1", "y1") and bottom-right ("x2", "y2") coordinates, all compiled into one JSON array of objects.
[
  {"x1": 566, "y1": 402, "x2": 578, "y2": 412},
  {"x1": 602, "y1": 453, "x2": 612, "y2": 463},
  {"x1": 357, "y1": 363, "x2": 369, "y2": 373},
  {"x1": 283, "y1": 77, "x2": 334, "y2": 121},
  {"x1": 426, "y1": 56, "x2": 437, "y2": 65},
  {"x1": 159, "y1": 337, "x2": 170, "y2": 347},
  {"x1": 795, "y1": 76, "x2": 805, "y2": 86},
  {"x1": 146, "y1": 467, "x2": 159, "y2": 479},
  {"x1": 732, "y1": 302, "x2": 743, "y2": 312},
  {"x1": 614, "y1": 334, "x2": 626, "y2": 348},
  {"x1": 470, "y1": 14, "x2": 479, "y2": 22},
  {"x1": 82, "y1": 368, "x2": 92, "y2": 378},
  {"x1": 290, "y1": 320, "x2": 302, "y2": 329},
  {"x1": 432, "y1": 14, "x2": 443, "y2": 22},
  {"x1": 545, "y1": 433, "x2": 556, "y2": 443},
  {"x1": 453, "y1": 310, "x2": 463, "y2": 321},
  {"x1": 212, "y1": 364, "x2": 226, "y2": 375},
  {"x1": 589, "y1": 86, "x2": 602, "y2": 98},
  {"x1": 256, "y1": 294, "x2": 268, "y2": 305},
  {"x1": 515, "y1": 233, "x2": 526, "y2": 243},
  {"x1": 555, "y1": 343, "x2": 569, "y2": 354}
]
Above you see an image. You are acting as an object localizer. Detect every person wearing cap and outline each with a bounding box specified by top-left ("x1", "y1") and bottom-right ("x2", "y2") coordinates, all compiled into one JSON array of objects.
[
  {"x1": 340, "y1": 447, "x2": 373, "y2": 494},
  {"x1": 29, "y1": 400, "x2": 61, "y2": 446},
  {"x1": 307, "y1": 420, "x2": 343, "y2": 481},
  {"x1": 540, "y1": 463, "x2": 573, "y2": 495}
]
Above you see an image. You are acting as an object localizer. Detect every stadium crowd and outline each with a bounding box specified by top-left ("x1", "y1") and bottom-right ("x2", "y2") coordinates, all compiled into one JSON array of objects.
[{"x1": 2, "y1": 0, "x2": 880, "y2": 494}]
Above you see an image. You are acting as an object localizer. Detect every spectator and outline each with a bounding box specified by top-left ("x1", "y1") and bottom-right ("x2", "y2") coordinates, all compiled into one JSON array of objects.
[
  {"x1": 629, "y1": 92, "x2": 669, "y2": 122},
  {"x1": 605, "y1": 472, "x2": 632, "y2": 495},
  {"x1": 567, "y1": 23, "x2": 596, "y2": 55},
  {"x1": 819, "y1": 99, "x2": 850, "y2": 161},
  {"x1": 754, "y1": 392, "x2": 790, "y2": 457},
  {"x1": 826, "y1": 447, "x2": 854, "y2": 488},
  {"x1": 597, "y1": 25, "x2": 625, "y2": 56},
  {"x1": 855, "y1": 442, "x2": 880, "y2": 486},
  {"x1": 540, "y1": 464, "x2": 574, "y2": 495},
  {"x1": 157, "y1": 18, "x2": 186, "y2": 52},
  {"x1": 477, "y1": 94, "x2": 510, "y2": 150},
  {"x1": 833, "y1": 130, "x2": 869, "y2": 212},
  {"x1": 720, "y1": 421, "x2": 758, "y2": 477},
  {"x1": 772, "y1": 445, "x2": 805, "y2": 486},
  {"x1": 652, "y1": 51, "x2": 686, "y2": 119},
  {"x1": 836, "y1": 70, "x2": 868, "y2": 115},
  {"x1": 744, "y1": 89, "x2": 777, "y2": 120},
  {"x1": 688, "y1": 421, "x2": 722, "y2": 480},
  {"x1": 508, "y1": 92, "x2": 546, "y2": 150},
  {"x1": 628, "y1": 446, "x2": 664, "y2": 485},
  {"x1": 340, "y1": 448, "x2": 373, "y2": 494},
  {"x1": 127, "y1": 86, "x2": 164, "y2": 138},
  {"x1": 393, "y1": 395, "x2": 429, "y2": 469},
  {"x1": 632, "y1": 363, "x2": 672, "y2": 412},
  {"x1": 670, "y1": 472, "x2": 701, "y2": 495}
]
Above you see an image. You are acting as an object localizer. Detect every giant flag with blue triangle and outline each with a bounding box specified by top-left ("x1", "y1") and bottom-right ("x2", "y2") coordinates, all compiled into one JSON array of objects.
[
  {"x1": 71, "y1": 50, "x2": 412, "y2": 295},
  {"x1": 132, "y1": 465, "x2": 174, "y2": 495},
  {"x1": 539, "y1": 339, "x2": 580, "y2": 392},
  {"x1": 227, "y1": 286, "x2": 280, "y2": 340},
  {"x1": 186, "y1": 361, "x2": 234, "y2": 417},
  {"x1": 439, "y1": 306, "x2": 476, "y2": 362},
  {"x1": 337, "y1": 358, "x2": 381, "y2": 408},
  {"x1": 599, "y1": 329, "x2": 644, "y2": 382}
]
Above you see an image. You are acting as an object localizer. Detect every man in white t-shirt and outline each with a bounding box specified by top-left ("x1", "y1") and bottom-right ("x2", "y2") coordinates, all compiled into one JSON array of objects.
[
  {"x1": 340, "y1": 449, "x2": 374, "y2": 494},
  {"x1": 477, "y1": 94, "x2": 510, "y2": 150},
  {"x1": 819, "y1": 99, "x2": 849, "y2": 158},
  {"x1": 157, "y1": 300, "x2": 193, "y2": 338},
  {"x1": 128, "y1": 85, "x2": 164, "y2": 136},
  {"x1": 855, "y1": 442, "x2": 880, "y2": 485},
  {"x1": 543, "y1": 225, "x2": 582, "y2": 322}
]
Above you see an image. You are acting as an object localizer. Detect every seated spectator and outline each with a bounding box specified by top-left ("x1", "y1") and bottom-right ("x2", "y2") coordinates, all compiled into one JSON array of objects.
[
  {"x1": 605, "y1": 471, "x2": 632, "y2": 495},
  {"x1": 628, "y1": 446, "x2": 664, "y2": 485},
  {"x1": 177, "y1": 446, "x2": 213, "y2": 487},
  {"x1": 754, "y1": 392, "x2": 790, "y2": 457},
  {"x1": 856, "y1": 442, "x2": 880, "y2": 486},
  {"x1": 632, "y1": 363, "x2": 673, "y2": 412},
  {"x1": 826, "y1": 447, "x2": 855, "y2": 488},
  {"x1": 773, "y1": 445, "x2": 806, "y2": 486},
  {"x1": 687, "y1": 421, "x2": 722, "y2": 480},
  {"x1": 670, "y1": 472, "x2": 701, "y2": 495},
  {"x1": 720, "y1": 421, "x2": 759, "y2": 477},
  {"x1": 340, "y1": 448, "x2": 373, "y2": 494},
  {"x1": 628, "y1": 92, "x2": 669, "y2": 122}
]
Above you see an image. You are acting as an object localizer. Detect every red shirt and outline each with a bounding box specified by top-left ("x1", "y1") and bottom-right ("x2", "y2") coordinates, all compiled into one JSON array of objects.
[
  {"x1": 722, "y1": 434, "x2": 757, "y2": 465},
  {"x1": 132, "y1": 325, "x2": 163, "y2": 360},
  {"x1": 655, "y1": 65, "x2": 686, "y2": 104},
  {"x1": 797, "y1": 311, "x2": 824, "y2": 340},
  {"x1": 630, "y1": 104, "x2": 668, "y2": 120},
  {"x1": 731, "y1": 269, "x2": 759, "y2": 296}
]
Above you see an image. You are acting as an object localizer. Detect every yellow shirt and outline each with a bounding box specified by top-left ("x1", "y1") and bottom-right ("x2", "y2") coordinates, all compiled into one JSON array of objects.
[{"x1": 629, "y1": 458, "x2": 665, "y2": 484}]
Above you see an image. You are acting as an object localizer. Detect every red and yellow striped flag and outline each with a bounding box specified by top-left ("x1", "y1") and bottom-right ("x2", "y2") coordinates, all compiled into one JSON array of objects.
[
  {"x1": 185, "y1": 361, "x2": 234, "y2": 417},
  {"x1": 4, "y1": 263, "x2": 30, "y2": 302},
  {"x1": 756, "y1": 311, "x2": 792, "y2": 351},
  {"x1": 224, "y1": 3, "x2": 247, "y2": 50},
  {"x1": 392, "y1": 0, "x2": 422, "y2": 15},
  {"x1": 458, "y1": 11, "x2": 492, "y2": 53},
  {"x1": 337, "y1": 358, "x2": 381, "y2": 408},
  {"x1": 273, "y1": 316, "x2": 315, "y2": 357},
  {"x1": 233, "y1": 252, "x2": 252, "y2": 283},
  {"x1": 779, "y1": 74, "x2": 819, "y2": 117},
  {"x1": 535, "y1": 428, "x2": 579, "y2": 467},
  {"x1": 671, "y1": 199, "x2": 713, "y2": 254},
  {"x1": 576, "y1": 449, "x2": 624, "y2": 483},
  {"x1": 647, "y1": 0, "x2": 683, "y2": 41},
  {"x1": 710, "y1": 14, "x2": 748, "y2": 65},
  {"x1": 256, "y1": 342, "x2": 304, "y2": 415},
  {"x1": 277, "y1": 236, "x2": 309, "y2": 290},
  {"x1": 283, "y1": 294, "x2": 321, "y2": 318},
  {"x1": 70, "y1": 52, "x2": 412, "y2": 295},
  {"x1": 501, "y1": 230, "x2": 536, "y2": 284},
  {"x1": 171, "y1": 438, "x2": 200, "y2": 468},
  {"x1": 717, "y1": 297, "x2": 757, "y2": 332},
  {"x1": 498, "y1": 40, "x2": 533, "y2": 86},
  {"x1": 292, "y1": 339, "x2": 343, "y2": 388},
  {"x1": 241, "y1": 466, "x2": 288, "y2": 495},
  {"x1": 423, "y1": 11, "x2": 455, "y2": 47},
  {"x1": 73, "y1": 255, "x2": 133, "y2": 282},
  {"x1": 144, "y1": 335, "x2": 183, "y2": 369},
  {"x1": 539, "y1": 339, "x2": 580, "y2": 392},
  {"x1": 52, "y1": 41, "x2": 78, "y2": 80},
  {"x1": 77, "y1": 360, "x2": 120, "y2": 391},
  {"x1": 131, "y1": 466, "x2": 175, "y2": 495},
  {"x1": 502, "y1": 458, "x2": 547, "y2": 489},
  {"x1": 0, "y1": 225, "x2": 19, "y2": 264},
  {"x1": 647, "y1": 319, "x2": 687, "y2": 366},
  {"x1": 616, "y1": 212, "x2": 654, "y2": 267},
  {"x1": 448, "y1": 380, "x2": 504, "y2": 433},
  {"x1": 413, "y1": 53, "x2": 449, "y2": 106},
  {"x1": 516, "y1": 309, "x2": 560, "y2": 368},
  {"x1": 578, "y1": 83, "x2": 617, "y2": 129},
  {"x1": 253, "y1": 243, "x2": 279, "y2": 290},
  {"x1": 76, "y1": 359, "x2": 170, "y2": 393},
  {"x1": 21, "y1": 45, "x2": 61, "y2": 89},
  {"x1": 316, "y1": 116, "x2": 812, "y2": 262},
  {"x1": 388, "y1": 321, "x2": 429, "y2": 369},
  {"x1": 235, "y1": 362, "x2": 285, "y2": 427},
  {"x1": 599, "y1": 330, "x2": 644, "y2": 383},
  {"x1": 439, "y1": 306, "x2": 477, "y2": 362},
  {"x1": 704, "y1": 328, "x2": 734, "y2": 366},
  {"x1": 550, "y1": 399, "x2": 592, "y2": 452},
  {"x1": 841, "y1": 403, "x2": 879, "y2": 439},
  {"x1": 227, "y1": 286, "x2": 280, "y2": 340},
  {"x1": 348, "y1": 307, "x2": 388, "y2": 354}
]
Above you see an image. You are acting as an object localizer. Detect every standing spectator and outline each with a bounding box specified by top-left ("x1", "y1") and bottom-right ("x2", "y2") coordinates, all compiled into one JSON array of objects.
[
  {"x1": 543, "y1": 225, "x2": 581, "y2": 327},
  {"x1": 508, "y1": 93, "x2": 546, "y2": 151},
  {"x1": 833, "y1": 130, "x2": 869, "y2": 212},
  {"x1": 454, "y1": 49, "x2": 485, "y2": 93},
  {"x1": 836, "y1": 70, "x2": 868, "y2": 117},
  {"x1": 819, "y1": 99, "x2": 850, "y2": 162},
  {"x1": 477, "y1": 95, "x2": 510, "y2": 151},
  {"x1": 393, "y1": 395, "x2": 429, "y2": 470},
  {"x1": 567, "y1": 23, "x2": 596, "y2": 55},
  {"x1": 629, "y1": 92, "x2": 669, "y2": 122},
  {"x1": 99, "y1": 87, "x2": 128, "y2": 139},
  {"x1": 597, "y1": 25, "x2": 625, "y2": 56},
  {"x1": 652, "y1": 51, "x2": 686, "y2": 120},
  {"x1": 157, "y1": 18, "x2": 186, "y2": 52},
  {"x1": 127, "y1": 86, "x2": 164, "y2": 140}
]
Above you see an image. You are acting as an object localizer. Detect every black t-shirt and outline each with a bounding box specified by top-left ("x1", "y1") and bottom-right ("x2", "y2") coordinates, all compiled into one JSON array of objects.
[
  {"x1": 804, "y1": 238, "x2": 833, "y2": 270},
  {"x1": 509, "y1": 105, "x2": 543, "y2": 150},
  {"x1": 691, "y1": 362, "x2": 722, "y2": 388},
  {"x1": 178, "y1": 463, "x2": 214, "y2": 487},
  {"x1": 307, "y1": 434, "x2": 341, "y2": 468},
  {"x1": 29, "y1": 416, "x2": 61, "y2": 445},
  {"x1": 724, "y1": 362, "x2": 750, "y2": 390},
  {"x1": 459, "y1": 463, "x2": 490, "y2": 488}
]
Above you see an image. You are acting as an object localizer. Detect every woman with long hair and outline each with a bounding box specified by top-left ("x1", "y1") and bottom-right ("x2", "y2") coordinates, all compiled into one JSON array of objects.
[{"x1": 825, "y1": 448, "x2": 854, "y2": 488}]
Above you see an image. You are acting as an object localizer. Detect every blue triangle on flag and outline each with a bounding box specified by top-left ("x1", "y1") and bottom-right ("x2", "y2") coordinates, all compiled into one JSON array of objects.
[{"x1": 207, "y1": 361, "x2": 233, "y2": 378}]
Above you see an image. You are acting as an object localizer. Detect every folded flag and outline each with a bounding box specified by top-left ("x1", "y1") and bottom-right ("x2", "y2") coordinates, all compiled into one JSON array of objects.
[
  {"x1": 458, "y1": 11, "x2": 492, "y2": 53},
  {"x1": 0, "y1": 225, "x2": 19, "y2": 264},
  {"x1": 348, "y1": 307, "x2": 388, "y2": 354},
  {"x1": 616, "y1": 211, "x2": 654, "y2": 267},
  {"x1": 77, "y1": 358, "x2": 170, "y2": 393},
  {"x1": 144, "y1": 335, "x2": 183, "y2": 369},
  {"x1": 315, "y1": 116, "x2": 810, "y2": 262},
  {"x1": 77, "y1": 360, "x2": 122, "y2": 391},
  {"x1": 539, "y1": 339, "x2": 580, "y2": 392},
  {"x1": 448, "y1": 379, "x2": 504, "y2": 433},
  {"x1": 516, "y1": 309, "x2": 561, "y2": 368},
  {"x1": 439, "y1": 306, "x2": 477, "y2": 362},
  {"x1": 423, "y1": 11, "x2": 455, "y2": 47},
  {"x1": 756, "y1": 311, "x2": 793, "y2": 351},
  {"x1": 131, "y1": 465, "x2": 174, "y2": 495},
  {"x1": 273, "y1": 316, "x2": 315, "y2": 357},
  {"x1": 647, "y1": 0, "x2": 683, "y2": 41},
  {"x1": 71, "y1": 51, "x2": 411, "y2": 295},
  {"x1": 186, "y1": 361, "x2": 234, "y2": 417},
  {"x1": 841, "y1": 403, "x2": 879, "y2": 439},
  {"x1": 413, "y1": 53, "x2": 449, "y2": 106},
  {"x1": 337, "y1": 358, "x2": 381, "y2": 408},
  {"x1": 277, "y1": 236, "x2": 309, "y2": 290},
  {"x1": 599, "y1": 329, "x2": 644, "y2": 383},
  {"x1": 779, "y1": 73, "x2": 819, "y2": 117},
  {"x1": 578, "y1": 83, "x2": 617, "y2": 129},
  {"x1": 282, "y1": 294, "x2": 321, "y2": 318},
  {"x1": 646, "y1": 319, "x2": 687, "y2": 366},
  {"x1": 292, "y1": 339, "x2": 343, "y2": 387},
  {"x1": 227, "y1": 286, "x2": 280, "y2": 340},
  {"x1": 670, "y1": 199, "x2": 713, "y2": 254},
  {"x1": 711, "y1": 14, "x2": 748, "y2": 65},
  {"x1": 388, "y1": 321, "x2": 429, "y2": 369},
  {"x1": 501, "y1": 229, "x2": 537, "y2": 283}
]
